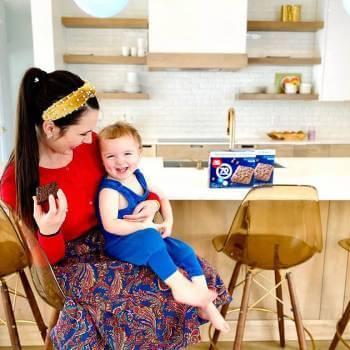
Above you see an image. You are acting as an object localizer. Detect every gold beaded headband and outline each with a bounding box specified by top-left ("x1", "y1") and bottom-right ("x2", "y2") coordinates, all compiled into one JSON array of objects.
[{"x1": 42, "y1": 81, "x2": 96, "y2": 121}]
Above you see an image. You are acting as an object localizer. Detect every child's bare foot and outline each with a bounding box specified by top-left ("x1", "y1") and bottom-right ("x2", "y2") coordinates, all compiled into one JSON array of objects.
[
  {"x1": 172, "y1": 280, "x2": 217, "y2": 307},
  {"x1": 165, "y1": 271, "x2": 217, "y2": 307},
  {"x1": 198, "y1": 303, "x2": 230, "y2": 333}
]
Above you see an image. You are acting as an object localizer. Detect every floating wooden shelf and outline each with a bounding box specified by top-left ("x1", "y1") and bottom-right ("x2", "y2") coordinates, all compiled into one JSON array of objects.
[
  {"x1": 97, "y1": 92, "x2": 149, "y2": 100},
  {"x1": 147, "y1": 53, "x2": 248, "y2": 70},
  {"x1": 62, "y1": 17, "x2": 148, "y2": 29},
  {"x1": 248, "y1": 56, "x2": 321, "y2": 65},
  {"x1": 62, "y1": 18, "x2": 323, "y2": 32},
  {"x1": 247, "y1": 20, "x2": 324, "y2": 32},
  {"x1": 63, "y1": 54, "x2": 146, "y2": 65},
  {"x1": 238, "y1": 93, "x2": 319, "y2": 101}
]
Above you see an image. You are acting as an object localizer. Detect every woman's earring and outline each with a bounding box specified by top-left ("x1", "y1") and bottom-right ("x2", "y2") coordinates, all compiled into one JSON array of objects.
[{"x1": 47, "y1": 134, "x2": 53, "y2": 139}]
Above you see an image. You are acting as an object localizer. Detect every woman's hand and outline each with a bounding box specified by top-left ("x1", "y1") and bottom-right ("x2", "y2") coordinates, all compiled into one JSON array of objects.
[
  {"x1": 33, "y1": 189, "x2": 68, "y2": 235},
  {"x1": 123, "y1": 200, "x2": 159, "y2": 223}
]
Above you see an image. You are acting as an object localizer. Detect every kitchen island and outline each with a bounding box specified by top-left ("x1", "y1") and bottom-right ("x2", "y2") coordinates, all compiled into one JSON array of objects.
[
  {"x1": 142, "y1": 157, "x2": 350, "y2": 200},
  {"x1": 1, "y1": 158, "x2": 350, "y2": 345},
  {"x1": 141, "y1": 157, "x2": 350, "y2": 342}
]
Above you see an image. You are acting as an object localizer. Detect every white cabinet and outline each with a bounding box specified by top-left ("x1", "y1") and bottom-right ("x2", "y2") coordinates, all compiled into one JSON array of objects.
[
  {"x1": 315, "y1": 0, "x2": 350, "y2": 101},
  {"x1": 148, "y1": 0, "x2": 248, "y2": 70}
]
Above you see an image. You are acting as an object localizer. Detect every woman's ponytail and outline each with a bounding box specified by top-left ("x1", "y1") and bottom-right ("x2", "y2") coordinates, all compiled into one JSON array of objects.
[{"x1": 15, "y1": 67, "x2": 45, "y2": 230}]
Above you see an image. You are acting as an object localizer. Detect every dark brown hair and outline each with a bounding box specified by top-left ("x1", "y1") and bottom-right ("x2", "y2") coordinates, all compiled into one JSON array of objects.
[{"x1": 6, "y1": 67, "x2": 99, "y2": 231}]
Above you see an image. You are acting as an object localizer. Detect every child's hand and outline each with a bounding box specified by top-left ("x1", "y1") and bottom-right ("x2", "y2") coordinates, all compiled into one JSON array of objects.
[
  {"x1": 123, "y1": 200, "x2": 158, "y2": 222},
  {"x1": 158, "y1": 221, "x2": 172, "y2": 239}
]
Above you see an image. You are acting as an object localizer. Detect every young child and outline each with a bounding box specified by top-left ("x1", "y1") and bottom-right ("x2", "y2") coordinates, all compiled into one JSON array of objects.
[{"x1": 96, "y1": 121, "x2": 229, "y2": 332}]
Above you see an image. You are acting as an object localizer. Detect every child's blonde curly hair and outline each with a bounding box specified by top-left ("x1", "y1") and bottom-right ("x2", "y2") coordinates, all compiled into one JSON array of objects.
[{"x1": 99, "y1": 121, "x2": 142, "y2": 148}]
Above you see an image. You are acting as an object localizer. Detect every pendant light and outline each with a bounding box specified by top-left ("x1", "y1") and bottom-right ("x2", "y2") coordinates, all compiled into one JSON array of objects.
[{"x1": 72, "y1": 0, "x2": 128, "y2": 18}]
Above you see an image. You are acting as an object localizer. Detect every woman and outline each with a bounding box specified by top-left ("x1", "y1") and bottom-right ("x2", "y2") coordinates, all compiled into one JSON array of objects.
[{"x1": 0, "y1": 67, "x2": 230, "y2": 349}]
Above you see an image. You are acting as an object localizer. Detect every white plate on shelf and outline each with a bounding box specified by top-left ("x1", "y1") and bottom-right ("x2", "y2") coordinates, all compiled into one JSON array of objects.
[
  {"x1": 240, "y1": 86, "x2": 266, "y2": 94},
  {"x1": 103, "y1": 89, "x2": 119, "y2": 93}
]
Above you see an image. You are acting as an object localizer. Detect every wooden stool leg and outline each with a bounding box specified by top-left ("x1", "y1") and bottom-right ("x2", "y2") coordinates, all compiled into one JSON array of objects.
[
  {"x1": 0, "y1": 278, "x2": 21, "y2": 350},
  {"x1": 233, "y1": 271, "x2": 253, "y2": 350},
  {"x1": 275, "y1": 269, "x2": 285, "y2": 347},
  {"x1": 44, "y1": 309, "x2": 60, "y2": 350},
  {"x1": 286, "y1": 272, "x2": 307, "y2": 350},
  {"x1": 329, "y1": 298, "x2": 350, "y2": 350},
  {"x1": 209, "y1": 262, "x2": 242, "y2": 350},
  {"x1": 18, "y1": 270, "x2": 47, "y2": 342}
]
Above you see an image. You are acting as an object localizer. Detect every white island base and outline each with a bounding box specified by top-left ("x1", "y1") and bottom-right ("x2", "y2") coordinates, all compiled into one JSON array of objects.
[{"x1": 148, "y1": 158, "x2": 350, "y2": 342}]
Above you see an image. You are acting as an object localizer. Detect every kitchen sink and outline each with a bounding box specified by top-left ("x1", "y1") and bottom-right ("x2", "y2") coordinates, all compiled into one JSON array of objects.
[
  {"x1": 158, "y1": 137, "x2": 229, "y2": 143},
  {"x1": 163, "y1": 160, "x2": 285, "y2": 168}
]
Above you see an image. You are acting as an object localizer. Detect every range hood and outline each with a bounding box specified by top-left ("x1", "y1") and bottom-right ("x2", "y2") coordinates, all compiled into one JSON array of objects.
[{"x1": 148, "y1": 0, "x2": 248, "y2": 70}]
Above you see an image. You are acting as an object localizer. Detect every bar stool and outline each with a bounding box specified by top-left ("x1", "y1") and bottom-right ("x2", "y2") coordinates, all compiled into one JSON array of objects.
[
  {"x1": 329, "y1": 238, "x2": 350, "y2": 349},
  {"x1": 0, "y1": 200, "x2": 65, "y2": 349},
  {"x1": 209, "y1": 185, "x2": 323, "y2": 350}
]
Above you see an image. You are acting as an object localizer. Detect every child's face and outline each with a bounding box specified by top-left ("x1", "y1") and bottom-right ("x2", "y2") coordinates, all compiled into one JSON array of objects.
[{"x1": 100, "y1": 135, "x2": 141, "y2": 181}]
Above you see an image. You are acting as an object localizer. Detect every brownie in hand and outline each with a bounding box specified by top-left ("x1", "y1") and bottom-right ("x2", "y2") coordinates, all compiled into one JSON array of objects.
[{"x1": 36, "y1": 182, "x2": 59, "y2": 204}]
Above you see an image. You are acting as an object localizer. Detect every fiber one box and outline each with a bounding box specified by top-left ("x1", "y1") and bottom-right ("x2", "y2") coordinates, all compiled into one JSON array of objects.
[
  {"x1": 209, "y1": 150, "x2": 256, "y2": 188},
  {"x1": 254, "y1": 149, "x2": 276, "y2": 185}
]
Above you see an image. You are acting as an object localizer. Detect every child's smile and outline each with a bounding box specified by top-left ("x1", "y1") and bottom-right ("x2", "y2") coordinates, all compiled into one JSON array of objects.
[{"x1": 100, "y1": 135, "x2": 141, "y2": 182}]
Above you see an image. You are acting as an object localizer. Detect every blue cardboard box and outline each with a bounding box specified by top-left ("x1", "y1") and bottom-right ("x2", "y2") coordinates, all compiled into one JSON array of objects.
[
  {"x1": 209, "y1": 150, "x2": 256, "y2": 188},
  {"x1": 254, "y1": 149, "x2": 276, "y2": 185}
]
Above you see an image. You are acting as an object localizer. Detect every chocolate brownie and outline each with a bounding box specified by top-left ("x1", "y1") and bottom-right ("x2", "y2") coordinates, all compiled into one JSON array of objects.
[
  {"x1": 254, "y1": 163, "x2": 274, "y2": 182},
  {"x1": 36, "y1": 182, "x2": 59, "y2": 204},
  {"x1": 231, "y1": 166, "x2": 254, "y2": 185}
]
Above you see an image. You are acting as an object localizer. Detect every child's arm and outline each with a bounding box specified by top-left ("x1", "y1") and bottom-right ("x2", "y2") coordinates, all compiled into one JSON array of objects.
[
  {"x1": 123, "y1": 192, "x2": 160, "y2": 223},
  {"x1": 99, "y1": 187, "x2": 159, "y2": 235},
  {"x1": 148, "y1": 184, "x2": 173, "y2": 238}
]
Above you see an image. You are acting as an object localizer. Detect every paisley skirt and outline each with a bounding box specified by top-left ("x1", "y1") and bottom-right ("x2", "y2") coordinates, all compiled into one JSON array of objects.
[{"x1": 50, "y1": 229, "x2": 231, "y2": 349}]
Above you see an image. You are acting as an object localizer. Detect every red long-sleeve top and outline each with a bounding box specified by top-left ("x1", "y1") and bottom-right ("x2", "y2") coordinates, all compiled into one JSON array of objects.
[
  {"x1": 0, "y1": 133, "x2": 160, "y2": 264},
  {"x1": 0, "y1": 133, "x2": 105, "y2": 264}
]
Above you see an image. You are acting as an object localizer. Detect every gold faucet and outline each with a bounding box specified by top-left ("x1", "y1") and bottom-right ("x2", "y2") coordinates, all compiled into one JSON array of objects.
[{"x1": 227, "y1": 107, "x2": 235, "y2": 150}]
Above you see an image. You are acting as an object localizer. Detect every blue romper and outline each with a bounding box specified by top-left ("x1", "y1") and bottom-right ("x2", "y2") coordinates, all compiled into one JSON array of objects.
[{"x1": 96, "y1": 169, "x2": 203, "y2": 281}]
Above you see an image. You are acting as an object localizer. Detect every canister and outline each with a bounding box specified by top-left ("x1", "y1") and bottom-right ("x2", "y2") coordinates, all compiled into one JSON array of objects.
[
  {"x1": 292, "y1": 5, "x2": 301, "y2": 22},
  {"x1": 281, "y1": 5, "x2": 294, "y2": 21}
]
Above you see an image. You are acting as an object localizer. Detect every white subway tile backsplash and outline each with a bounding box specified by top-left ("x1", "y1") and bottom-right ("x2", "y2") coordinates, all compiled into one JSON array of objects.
[
  {"x1": 63, "y1": 0, "x2": 350, "y2": 141},
  {"x1": 248, "y1": 0, "x2": 318, "y2": 21}
]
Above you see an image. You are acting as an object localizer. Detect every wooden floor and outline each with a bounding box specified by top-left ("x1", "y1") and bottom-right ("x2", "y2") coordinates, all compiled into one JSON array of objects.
[
  {"x1": 188, "y1": 340, "x2": 347, "y2": 349},
  {"x1": 0, "y1": 341, "x2": 347, "y2": 349}
]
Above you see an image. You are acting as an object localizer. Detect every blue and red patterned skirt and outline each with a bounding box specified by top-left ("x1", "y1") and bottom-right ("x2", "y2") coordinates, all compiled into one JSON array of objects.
[{"x1": 50, "y1": 229, "x2": 231, "y2": 349}]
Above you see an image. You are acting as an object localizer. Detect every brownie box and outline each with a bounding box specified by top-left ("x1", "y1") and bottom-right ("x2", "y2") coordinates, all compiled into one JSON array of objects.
[
  {"x1": 254, "y1": 149, "x2": 276, "y2": 185},
  {"x1": 209, "y1": 150, "x2": 256, "y2": 188}
]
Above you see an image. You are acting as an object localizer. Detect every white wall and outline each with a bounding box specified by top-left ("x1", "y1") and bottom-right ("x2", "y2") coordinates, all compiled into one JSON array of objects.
[
  {"x1": 31, "y1": 0, "x2": 65, "y2": 71},
  {"x1": 31, "y1": 0, "x2": 55, "y2": 71},
  {"x1": 61, "y1": 0, "x2": 350, "y2": 140},
  {"x1": 0, "y1": 0, "x2": 33, "y2": 161},
  {"x1": 0, "y1": 1, "x2": 9, "y2": 161}
]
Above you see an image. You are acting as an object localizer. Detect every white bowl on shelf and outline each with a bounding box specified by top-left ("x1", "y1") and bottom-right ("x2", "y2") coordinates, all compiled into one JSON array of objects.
[
  {"x1": 123, "y1": 83, "x2": 141, "y2": 93},
  {"x1": 126, "y1": 72, "x2": 139, "y2": 84}
]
